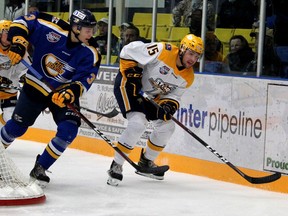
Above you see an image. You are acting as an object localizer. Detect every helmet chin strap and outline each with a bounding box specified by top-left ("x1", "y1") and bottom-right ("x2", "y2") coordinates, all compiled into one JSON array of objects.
[
  {"x1": 179, "y1": 49, "x2": 185, "y2": 66},
  {"x1": 0, "y1": 41, "x2": 9, "y2": 51},
  {"x1": 71, "y1": 25, "x2": 82, "y2": 43}
]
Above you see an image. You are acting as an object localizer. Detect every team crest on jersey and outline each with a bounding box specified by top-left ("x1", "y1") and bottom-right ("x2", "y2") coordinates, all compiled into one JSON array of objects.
[
  {"x1": 165, "y1": 43, "x2": 172, "y2": 51},
  {"x1": 46, "y1": 32, "x2": 61, "y2": 43},
  {"x1": 41, "y1": 54, "x2": 73, "y2": 82},
  {"x1": 148, "y1": 78, "x2": 177, "y2": 95},
  {"x1": 159, "y1": 65, "x2": 170, "y2": 75}
]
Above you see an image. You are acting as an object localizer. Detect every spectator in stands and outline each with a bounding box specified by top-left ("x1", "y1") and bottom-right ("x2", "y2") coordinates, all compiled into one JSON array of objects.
[
  {"x1": 250, "y1": 27, "x2": 280, "y2": 77},
  {"x1": 4, "y1": 0, "x2": 25, "y2": 20},
  {"x1": 120, "y1": 23, "x2": 133, "y2": 40},
  {"x1": 172, "y1": 0, "x2": 216, "y2": 36},
  {"x1": 114, "y1": 25, "x2": 150, "y2": 65},
  {"x1": 61, "y1": 0, "x2": 69, "y2": 12},
  {"x1": 123, "y1": 25, "x2": 150, "y2": 46},
  {"x1": 224, "y1": 35, "x2": 256, "y2": 73},
  {"x1": 271, "y1": 0, "x2": 288, "y2": 78},
  {"x1": 116, "y1": 22, "x2": 134, "y2": 54},
  {"x1": 217, "y1": 0, "x2": 257, "y2": 28},
  {"x1": 269, "y1": 0, "x2": 288, "y2": 47},
  {"x1": 193, "y1": 32, "x2": 227, "y2": 73},
  {"x1": 188, "y1": 7, "x2": 203, "y2": 36},
  {"x1": 205, "y1": 33, "x2": 223, "y2": 61},
  {"x1": 203, "y1": 32, "x2": 227, "y2": 73},
  {"x1": 94, "y1": 18, "x2": 118, "y2": 55},
  {"x1": 253, "y1": 0, "x2": 288, "y2": 77},
  {"x1": 253, "y1": 0, "x2": 273, "y2": 19},
  {"x1": 28, "y1": 3, "x2": 39, "y2": 14}
]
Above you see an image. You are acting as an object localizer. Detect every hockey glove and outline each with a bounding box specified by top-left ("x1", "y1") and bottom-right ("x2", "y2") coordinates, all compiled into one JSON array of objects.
[
  {"x1": 124, "y1": 66, "x2": 143, "y2": 80},
  {"x1": 0, "y1": 76, "x2": 13, "y2": 90},
  {"x1": 52, "y1": 83, "x2": 83, "y2": 108},
  {"x1": 157, "y1": 99, "x2": 179, "y2": 121},
  {"x1": 124, "y1": 66, "x2": 143, "y2": 96},
  {"x1": 8, "y1": 36, "x2": 29, "y2": 65},
  {"x1": 0, "y1": 76, "x2": 12, "y2": 85},
  {"x1": 52, "y1": 89, "x2": 75, "y2": 108}
]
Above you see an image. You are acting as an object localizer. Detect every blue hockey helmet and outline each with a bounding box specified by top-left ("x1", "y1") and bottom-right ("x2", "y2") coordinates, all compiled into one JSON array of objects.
[{"x1": 70, "y1": 9, "x2": 97, "y2": 28}]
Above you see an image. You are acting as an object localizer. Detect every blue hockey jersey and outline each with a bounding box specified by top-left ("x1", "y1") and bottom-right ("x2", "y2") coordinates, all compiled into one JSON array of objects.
[{"x1": 8, "y1": 12, "x2": 101, "y2": 96}]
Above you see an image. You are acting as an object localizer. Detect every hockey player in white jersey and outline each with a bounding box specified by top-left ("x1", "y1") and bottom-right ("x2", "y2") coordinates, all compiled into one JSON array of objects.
[
  {"x1": 107, "y1": 34, "x2": 204, "y2": 186},
  {"x1": 0, "y1": 20, "x2": 28, "y2": 132}
]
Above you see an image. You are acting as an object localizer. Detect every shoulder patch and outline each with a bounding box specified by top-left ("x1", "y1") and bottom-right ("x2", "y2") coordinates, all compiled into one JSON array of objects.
[
  {"x1": 159, "y1": 65, "x2": 170, "y2": 75},
  {"x1": 46, "y1": 31, "x2": 61, "y2": 42},
  {"x1": 165, "y1": 43, "x2": 172, "y2": 51}
]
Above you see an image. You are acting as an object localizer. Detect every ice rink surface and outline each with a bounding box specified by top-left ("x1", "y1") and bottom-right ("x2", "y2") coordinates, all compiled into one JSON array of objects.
[{"x1": 1, "y1": 139, "x2": 287, "y2": 216}]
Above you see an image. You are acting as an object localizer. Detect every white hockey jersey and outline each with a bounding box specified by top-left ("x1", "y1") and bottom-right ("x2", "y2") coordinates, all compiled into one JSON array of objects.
[
  {"x1": 0, "y1": 49, "x2": 28, "y2": 99},
  {"x1": 119, "y1": 41, "x2": 194, "y2": 103}
]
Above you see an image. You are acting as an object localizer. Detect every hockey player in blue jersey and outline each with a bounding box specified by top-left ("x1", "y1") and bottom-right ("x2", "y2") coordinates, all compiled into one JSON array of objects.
[{"x1": 0, "y1": 9, "x2": 101, "y2": 187}]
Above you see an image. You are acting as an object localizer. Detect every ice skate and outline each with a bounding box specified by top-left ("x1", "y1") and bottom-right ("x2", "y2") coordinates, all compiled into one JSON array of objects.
[
  {"x1": 1, "y1": 141, "x2": 9, "y2": 149},
  {"x1": 107, "y1": 160, "x2": 123, "y2": 186},
  {"x1": 30, "y1": 155, "x2": 50, "y2": 188},
  {"x1": 135, "y1": 149, "x2": 165, "y2": 180}
]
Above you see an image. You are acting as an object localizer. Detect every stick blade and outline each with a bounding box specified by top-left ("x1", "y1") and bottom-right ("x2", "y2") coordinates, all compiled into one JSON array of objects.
[
  {"x1": 80, "y1": 107, "x2": 119, "y2": 118},
  {"x1": 245, "y1": 172, "x2": 281, "y2": 184},
  {"x1": 106, "y1": 108, "x2": 119, "y2": 118},
  {"x1": 135, "y1": 165, "x2": 170, "y2": 174}
]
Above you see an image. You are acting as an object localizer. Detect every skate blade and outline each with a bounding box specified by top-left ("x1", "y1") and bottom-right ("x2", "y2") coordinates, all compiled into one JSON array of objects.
[
  {"x1": 107, "y1": 177, "x2": 121, "y2": 186},
  {"x1": 135, "y1": 171, "x2": 164, "y2": 180}
]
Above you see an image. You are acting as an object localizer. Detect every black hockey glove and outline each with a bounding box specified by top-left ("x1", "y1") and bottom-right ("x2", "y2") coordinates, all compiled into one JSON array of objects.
[
  {"x1": 0, "y1": 76, "x2": 13, "y2": 90},
  {"x1": 52, "y1": 82, "x2": 83, "y2": 108},
  {"x1": 8, "y1": 36, "x2": 29, "y2": 65},
  {"x1": 0, "y1": 76, "x2": 12, "y2": 85},
  {"x1": 157, "y1": 99, "x2": 179, "y2": 121},
  {"x1": 124, "y1": 66, "x2": 143, "y2": 80},
  {"x1": 124, "y1": 66, "x2": 143, "y2": 96}
]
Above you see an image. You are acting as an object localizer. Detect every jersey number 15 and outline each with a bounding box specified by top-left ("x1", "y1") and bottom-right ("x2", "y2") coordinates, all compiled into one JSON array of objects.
[{"x1": 147, "y1": 44, "x2": 159, "y2": 56}]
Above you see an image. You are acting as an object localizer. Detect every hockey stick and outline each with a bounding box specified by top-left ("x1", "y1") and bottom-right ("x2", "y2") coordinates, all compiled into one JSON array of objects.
[
  {"x1": 20, "y1": 60, "x2": 169, "y2": 174},
  {"x1": 140, "y1": 90, "x2": 281, "y2": 184},
  {"x1": 80, "y1": 106, "x2": 119, "y2": 118},
  {"x1": 66, "y1": 104, "x2": 169, "y2": 174},
  {"x1": 0, "y1": 80, "x2": 118, "y2": 118}
]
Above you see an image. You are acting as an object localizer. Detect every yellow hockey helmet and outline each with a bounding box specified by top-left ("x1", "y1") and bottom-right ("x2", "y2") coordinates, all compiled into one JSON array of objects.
[
  {"x1": 0, "y1": 20, "x2": 12, "y2": 33},
  {"x1": 180, "y1": 34, "x2": 204, "y2": 55}
]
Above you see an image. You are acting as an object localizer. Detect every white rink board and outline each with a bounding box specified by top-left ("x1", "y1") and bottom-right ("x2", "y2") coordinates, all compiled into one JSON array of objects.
[
  {"x1": 31, "y1": 66, "x2": 288, "y2": 174},
  {"x1": 265, "y1": 84, "x2": 288, "y2": 174},
  {"x1": 167, "y1": 75, "x2": 268, "y2": 170}
]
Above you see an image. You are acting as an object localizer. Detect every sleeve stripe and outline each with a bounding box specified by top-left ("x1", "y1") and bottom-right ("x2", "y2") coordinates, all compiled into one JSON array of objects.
[{"x1": 38, "y1": 19, "x2": 69, "y2": 36}]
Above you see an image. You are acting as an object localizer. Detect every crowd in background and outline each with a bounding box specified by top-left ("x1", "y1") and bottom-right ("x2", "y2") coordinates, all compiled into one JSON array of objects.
[{"x1": 2, "y1": 0, "x2": 288, "y2": 78}]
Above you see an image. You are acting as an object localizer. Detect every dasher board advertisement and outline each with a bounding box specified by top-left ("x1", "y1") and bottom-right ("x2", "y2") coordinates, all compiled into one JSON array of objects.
[{"x1": 265, "y1": 84, "x2": 288, "y2": 174}]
